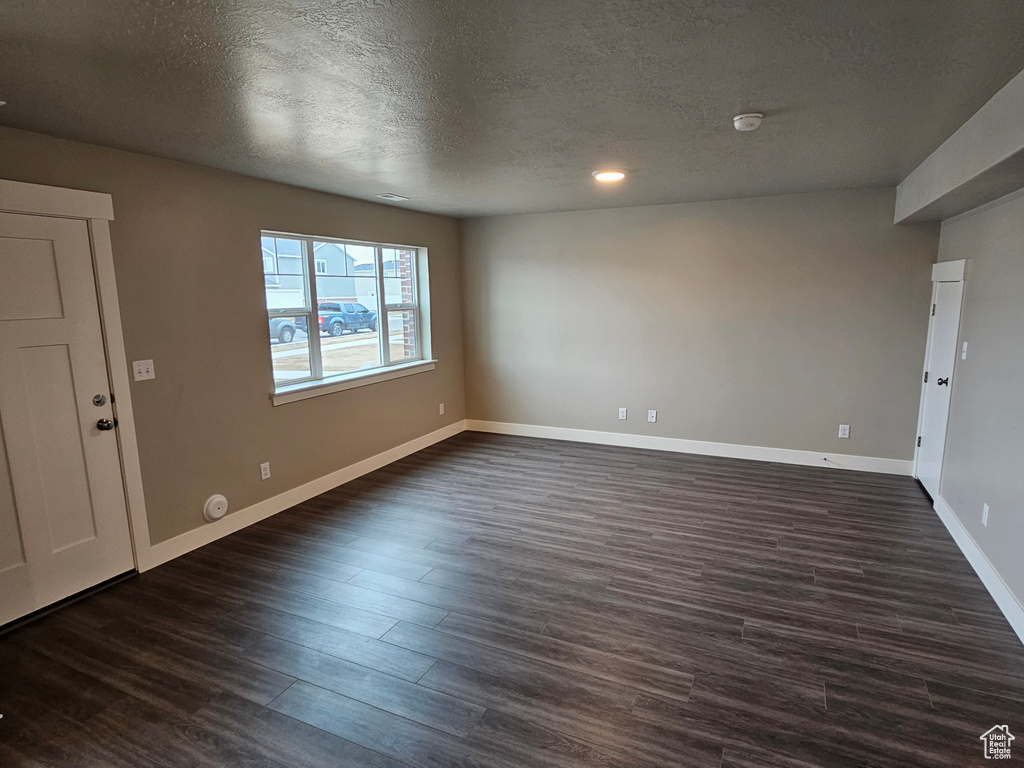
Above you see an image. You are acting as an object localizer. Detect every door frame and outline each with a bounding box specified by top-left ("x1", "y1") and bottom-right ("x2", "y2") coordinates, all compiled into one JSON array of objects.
[
  {"x1": 912, "y1": 259, "x2": 966, "y2": 487},
  {"x1": 0, "y1": 178, "x2": 153, "y2": 571}
]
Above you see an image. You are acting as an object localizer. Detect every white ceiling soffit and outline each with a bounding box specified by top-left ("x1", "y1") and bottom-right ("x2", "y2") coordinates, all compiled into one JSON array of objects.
[{"x1": 896, "y1": 68, "x2": 1024, "y2": 223}]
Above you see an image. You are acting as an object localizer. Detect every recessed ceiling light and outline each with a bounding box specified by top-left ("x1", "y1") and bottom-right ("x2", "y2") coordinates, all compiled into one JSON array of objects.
[
  {"x1": 592, "y1": 170, "x2": 626, "y2": 182},
  {"x1": 375, "y1": 193, "x2": 410, "y2": 202}
]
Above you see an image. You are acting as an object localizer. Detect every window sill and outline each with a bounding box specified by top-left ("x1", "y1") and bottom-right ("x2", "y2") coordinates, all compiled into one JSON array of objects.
[{"x1": 272, "y1": 359, "x2": 437, "y2": 406}]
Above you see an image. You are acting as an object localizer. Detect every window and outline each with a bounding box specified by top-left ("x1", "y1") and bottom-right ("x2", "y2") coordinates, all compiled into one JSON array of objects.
[{"x1": 262, "y1": 232, "x2": 428, "y2": 396}]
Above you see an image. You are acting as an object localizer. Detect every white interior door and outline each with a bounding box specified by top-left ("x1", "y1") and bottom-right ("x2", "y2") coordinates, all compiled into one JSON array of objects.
[
  {"x1": 915, "y1": 278, "x2": 964, "y2": 499},
  {"x1": 0, "y1": 211, "x2": 135, "y2": 626}
]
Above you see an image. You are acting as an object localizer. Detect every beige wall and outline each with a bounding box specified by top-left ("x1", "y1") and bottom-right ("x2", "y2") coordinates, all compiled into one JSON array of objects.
[
  {"x1": 462, "y1": 188, "x2": 939, "y2": 460},
  {"x1": 936, "y1": 187, "x2": 1024, "y2": 603},
  {"x1": 0, "y1": 126, "x2": 465, "y2": 545}
]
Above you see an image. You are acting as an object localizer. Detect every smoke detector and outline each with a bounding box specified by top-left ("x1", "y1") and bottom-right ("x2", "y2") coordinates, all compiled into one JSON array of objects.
[{"x1": 733, "y1": 113, "x2": 763, "y2": 132}]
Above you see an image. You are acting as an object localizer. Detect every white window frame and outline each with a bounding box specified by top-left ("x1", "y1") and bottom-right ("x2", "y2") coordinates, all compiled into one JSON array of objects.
[
  {"x1": 314, "y1": 258, "x2": 328, "y2": 274},
  {"x1": 263, "y1": 231, "x2": 433, "y2": 405}
]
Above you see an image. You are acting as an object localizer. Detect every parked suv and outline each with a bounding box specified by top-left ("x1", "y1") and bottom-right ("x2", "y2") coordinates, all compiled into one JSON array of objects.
[
  {"x1": 269, "y1": 316, "x2": 303, "y2": 343},
  {"x1": 318, "y1": 302, "x2": 378, "y2": 336}
]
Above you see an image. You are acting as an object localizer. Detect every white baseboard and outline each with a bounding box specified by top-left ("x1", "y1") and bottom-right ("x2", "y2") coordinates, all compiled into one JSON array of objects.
[
  {"x1": 144, "y1": 420, "x2": 467, "y2": 570},
  {"x1": 933, "y1": 495, "x2": 1024, "y2": 645},
  {"x1": 465, "y1": 420, "x2": 913, "y2": 475}
]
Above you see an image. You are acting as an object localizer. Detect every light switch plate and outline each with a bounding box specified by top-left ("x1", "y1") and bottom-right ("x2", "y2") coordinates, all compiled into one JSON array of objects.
[
  {"x1": 132, "y1": 359, "x2": 155, "y2": 381},
  {"x1": 962, "y1": 341, "x2": 968, "y2": 360}
]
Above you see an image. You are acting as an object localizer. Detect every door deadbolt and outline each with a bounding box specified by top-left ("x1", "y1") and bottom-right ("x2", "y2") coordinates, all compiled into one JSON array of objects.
[{"x1": 93, "y1": 394, "x2": 108, "y2": 407}]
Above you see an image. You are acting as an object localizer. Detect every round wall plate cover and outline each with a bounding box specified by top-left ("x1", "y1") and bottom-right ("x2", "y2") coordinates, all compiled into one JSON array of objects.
[{"x1": 203, "y1": 494, "x2": 229, "y2": 522}]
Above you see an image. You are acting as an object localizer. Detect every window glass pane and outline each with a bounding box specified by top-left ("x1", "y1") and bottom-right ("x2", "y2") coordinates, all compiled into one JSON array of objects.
[
  {"x1": 315, "y1": 273, "x2": 357, "y2": 305},
  {"x1": 318, "y1": 277, "x2": 382, "y2": 377},
  {"x1": 388, "y1": 310, "x2": 419, "y2": 362},
  {"x1": 264, "y1": 237, "x2": 308, "y2": 310},
  {"x1": 383, "y1": 277, "x2": 402, "y2": 305},
  {"x1": 266, "y1": 275, "x2": 306, "y2": 309},
  {"x1": 315, "y1": 275, "x2": 377, "y2": 311},
  {"x1": 312, "y1": 242, "x2": 350, "y2": 276},
  {"x1": 384, "y1": 249, "x2": 416, "y2": 306},
  {"x1": 269, "y1": 315, "x2": 312, "y2": 384},
  {"x1": 348, "y1": 244, "x2": 377, "y2": 277},
  {"x1": 382, "y1": 248, "x2": 399, "y2": 277}
]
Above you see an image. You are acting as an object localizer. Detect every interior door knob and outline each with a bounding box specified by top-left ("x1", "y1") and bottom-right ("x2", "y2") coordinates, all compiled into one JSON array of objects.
[
  {"x1": 936, "y1": 377, "x2": 949, "y2": 386},
  {"x1": 96, "y1": 418, "x2": 116, "y2": 431}
]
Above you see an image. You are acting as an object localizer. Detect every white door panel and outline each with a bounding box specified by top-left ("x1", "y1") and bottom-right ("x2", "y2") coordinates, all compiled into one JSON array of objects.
[
  {"x1": 916, "y1": 280, "x2": 964, "y2": 500},
  {"x1": 0, "y1": 236, "x2": 64, "y2": 319},
  {"x1": 0, "y1": 211, "x2": 134, "y2": 626},
  {"x1": 0, "y1": 417, "x2": 27, "y2": 572}
]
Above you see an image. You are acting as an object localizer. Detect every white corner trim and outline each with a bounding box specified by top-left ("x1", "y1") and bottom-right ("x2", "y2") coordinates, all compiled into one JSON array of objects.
[
  {"x1": 465, "y1": 420, "x2": 913, "y2": 475},
  {"x1": 933, "y1": 495, "x2": 1024, "y2": 646},
  {"x1": 0, "y1": 178, "x2": 114, "y2": 221},
  {"x1": 931, "y1": 259, "x2": 965, "y2": 282},
  {"x1": 144, "y1": 420, "x2": 467, "y2": 570},
  {"x1": 89, "y1": 220, "x2": 154, "y2": 571}
]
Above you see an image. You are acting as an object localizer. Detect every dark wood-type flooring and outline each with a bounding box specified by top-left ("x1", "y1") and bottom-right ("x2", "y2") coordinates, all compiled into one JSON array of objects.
[{"x1": 2, "y1": 432, "x2": 1023, "y2": 767}]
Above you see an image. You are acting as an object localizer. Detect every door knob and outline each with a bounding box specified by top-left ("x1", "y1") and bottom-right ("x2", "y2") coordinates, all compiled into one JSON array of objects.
[
  {"x1": 937, "y1": 377, "x2": 949, "y2": 386},
  {"x1": 96, "y1": 418, "x2": 116, "y2": 431}
]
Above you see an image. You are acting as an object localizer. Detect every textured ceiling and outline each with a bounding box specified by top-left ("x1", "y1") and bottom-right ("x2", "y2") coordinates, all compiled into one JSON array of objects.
[{"x1": 2, "y1": 0, "x2": 1023, "y2": 216}]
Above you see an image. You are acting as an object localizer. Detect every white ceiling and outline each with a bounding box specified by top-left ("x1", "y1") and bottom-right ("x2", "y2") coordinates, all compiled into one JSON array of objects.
[{"x1": 2, "y1": 0, "x2": 1023, "y2": 216}]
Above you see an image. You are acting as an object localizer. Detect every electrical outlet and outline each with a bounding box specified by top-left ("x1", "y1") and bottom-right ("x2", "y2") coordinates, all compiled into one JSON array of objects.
[
  {"x1": 260, "y1": 462, "x2": 271, "y2": 481},
  {"x1": 439, "y1": 403, "x2": 445, "y2": 416},
  {"x1": 618, "y1": 407, "x2": 627, "y2": 420},
  {"x1": 648, "y1": 410, "x2": 657, "y2": 423},
  {"x1": 962, "y1": 341, "x2": 968, "y2": 360},
  {"x1": 838, "y1": 424, "x2": 850, "y2": 439},
  {"x1": 132, "y1": 359, "x2": 155, "y2": 381},
  {"x1": 982, "y1": 503, "x2": 989, "y2": 527}
]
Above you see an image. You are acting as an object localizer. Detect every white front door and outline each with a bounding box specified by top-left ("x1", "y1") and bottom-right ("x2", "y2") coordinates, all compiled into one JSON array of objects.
[
  {"x1": 915, "y1": 279, "x2": 964, "y2": 499},
  {"x1": 0, "y1": 211, "x2": 135, "y2": 626}
]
